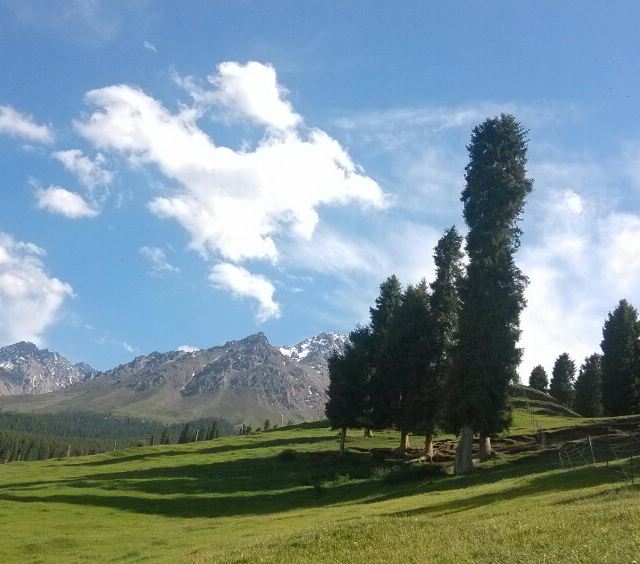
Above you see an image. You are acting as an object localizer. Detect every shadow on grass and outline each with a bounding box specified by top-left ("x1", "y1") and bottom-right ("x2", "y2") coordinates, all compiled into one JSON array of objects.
[
  {"x1": 71, "y1": 434, "x2": 337, "y2": 467},
  {"x1": 1, "y1": 448, "x2": 621, "y2": 521},
  {"x1": 387, "y1": 457, "x2": 623, "y2": 519}
]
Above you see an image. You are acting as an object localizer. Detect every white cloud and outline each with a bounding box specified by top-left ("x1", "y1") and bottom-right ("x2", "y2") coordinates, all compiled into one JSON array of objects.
[
  {"x1": 139, "y1": 246, "x2": 179, "y2": 274},
  {"x1": 177, "y1": 344, "x2": 198, "y2": 352},
  {"x1": 0, "y1": 104, "x2": 53, "y2": 143},
  {"x1": 35, "y1": 185, "x2": 98, "y2": 218},
  {"x1": 209, "y1": 263, "x2": 280, "y2": 322},
  {"x1": 0, "y1": 232, "x2": 73, "y2": 345},
  {"x1": 75, "y1": 64, "x2": 386, "y2": 318},
  {"x1": 207, "y1": 61, "x2": 301, "y2": 130},
  {"x1": 143, "y1": 40, "x2": 157, "y2": 53},
  {"x1": 52, "y1": 149, "x2": 113, "y2": 191},
  {"x1": 520, "y1": 187, "x2": 640, "y2": 381}
]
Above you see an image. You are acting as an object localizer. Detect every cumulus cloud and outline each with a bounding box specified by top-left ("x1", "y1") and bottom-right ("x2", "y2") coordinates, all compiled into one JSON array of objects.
[
  {"x1": 139, "y1": 246, "x2": 179, "y2": 274},
  {"x1": 520, "y1": 187, "x2": 640, "y2": 381},
  {"x1": 0, "y1": 104, "x2": 53, "y2": 143},
  {"x1": 206, "y1": 61, "x2": 301, "y2": 130},
  {"x1": 75, "y1": 62, "x2": 386, "y2": 319},
  {"x1": 209, "y1": 263, "x2": 280, "y2": 322},
  {"x1": 0, "y1": 232, "x2": 73, "y2": 345},
  {"x1": 52, "y1": 149, "x2": 113, "y2": 191},
  {"x1": 177, "y1": 344, "x2": 198, "y2": 352},
  {"x1": 35, "y1": 185, "x2": 98, "y2": 218}
]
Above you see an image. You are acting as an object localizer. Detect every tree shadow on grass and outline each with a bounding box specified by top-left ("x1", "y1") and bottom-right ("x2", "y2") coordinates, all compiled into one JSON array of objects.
[
  {"x1": 386, "y1": 462, "x2": 622, "y2": 519},
  {"x1": 72, "y1": 435, "x2": 337, "y2": 468},
  {"x1": 1, "y1": 449, "x2": 613, "y2": 521},
  {"x1": 1, "y1": 450, "x2": 384, "y2": 499}
]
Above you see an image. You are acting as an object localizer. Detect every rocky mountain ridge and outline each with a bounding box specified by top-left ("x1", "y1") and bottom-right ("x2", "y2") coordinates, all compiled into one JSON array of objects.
[
  {"x1": 0, "y1": 341, "x2": 96, "y2": 396},
  {"x1": 0, "y1": 332, "x2": 348, "y2": 425}
]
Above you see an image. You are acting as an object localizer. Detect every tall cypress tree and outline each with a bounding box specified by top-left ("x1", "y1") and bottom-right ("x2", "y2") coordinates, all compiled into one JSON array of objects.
[
  {"x1": 377, "y1": 281, "x2": 432, "y2": 453},
  {"x1": 549, "y1": 353, "x2": 576, "y2": 406},
  {"x1": 427, "y1": 226, "x2": 463, "y2": 458},
  {"x1": 325, "y1": 326, "x2": 372, "y2": 455},
  {"x1": 369, "y1": 275, "x2": 403, "y2": 430},
  {"x1": 529, "y1": 365, "x2": 548, "y2": 392},
  {"x1": 601, "y1": 299, "x2": 640, "y2": 415},
  {"x1": 574, "y1": 354, "x2": 603, "y2": 417},
  {"x1": 448, "y1": 115, "x2": 532, "y2": 474}
]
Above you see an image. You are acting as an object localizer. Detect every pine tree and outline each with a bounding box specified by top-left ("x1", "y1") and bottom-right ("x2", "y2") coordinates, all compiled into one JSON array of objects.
[
  {"x1": 601, "y1": 299, "x2": 640, "y2": 415},
  {"x1": 427, "y1": 226, "x2": 463, "y2": 458},
  {"x1": 177, "y1": 423, "x2": 192, "y2": 444},
  {"x1": 448, "y1": 115, "x2": 532, "y2": 474},
  {"x1": 529, "y1": 365, "x2": 548, "y2": 392},
  {"x1": 263, "y1": 419, "x2": 271, "y2": 431},
  {"x1": 376, "y1": 281, "x2": 432, "y2": 453},
  {"x1": 325, "y1": 326, "x2": 373, "y2": 455},
  {"x1": 573, "y1": 354, "x2": 603, "y2": 417},
  {"x1": 369, "y1": 275, "x2": 403, "y2": 430},
  {"x1": 549, "y1": 353, "x2": 576, "y2": 406}
]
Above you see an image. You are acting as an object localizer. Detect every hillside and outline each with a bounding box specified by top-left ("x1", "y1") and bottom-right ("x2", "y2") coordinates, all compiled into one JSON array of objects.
[
  {"x1": 0, "y1": 404, "x2": 638, "y2": 562},
  {"x1": 1, "y1": 332, "x2": 347, "y2": 426}
]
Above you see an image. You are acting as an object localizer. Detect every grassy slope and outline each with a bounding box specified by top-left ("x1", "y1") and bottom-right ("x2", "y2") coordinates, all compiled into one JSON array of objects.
[{"x1": 0, "y1": 405, "x2": 639, "y2": 563}]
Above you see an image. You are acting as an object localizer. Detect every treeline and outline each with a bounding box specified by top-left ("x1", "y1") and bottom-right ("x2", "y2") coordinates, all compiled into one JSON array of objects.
[
  {"x1": 529, "y1": 298, "x2": 640, "y2": 417},
  {"x1": 0, "y1": 410, "x2": 236, "y2": 463},
  {"x1": 326, "y1": 115, "x2": 531, "y2": 475}
]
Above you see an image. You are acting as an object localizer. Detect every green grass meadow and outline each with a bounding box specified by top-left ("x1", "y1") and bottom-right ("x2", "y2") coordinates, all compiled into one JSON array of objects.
[{"x1": 0, "y1": 403, "x2": 639, "y2": 563}]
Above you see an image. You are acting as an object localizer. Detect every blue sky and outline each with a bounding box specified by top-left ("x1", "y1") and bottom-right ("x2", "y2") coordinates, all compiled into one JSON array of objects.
[{"x1": 1, "y1": 1, "x2": 640, "y2": 380}]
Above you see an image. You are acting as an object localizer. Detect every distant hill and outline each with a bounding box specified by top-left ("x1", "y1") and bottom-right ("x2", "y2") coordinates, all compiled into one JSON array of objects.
[
  {"x1": 0, "y1": 341, "x2": 95, "y2": 396},
  {"x1": 1, "y1": 332, "x2": 348, "y2": 425}
]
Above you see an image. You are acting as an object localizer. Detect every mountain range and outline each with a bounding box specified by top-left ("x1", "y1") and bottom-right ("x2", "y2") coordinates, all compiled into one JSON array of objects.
[{"x1": 0, "y1": 332, "x2": 348, "y2": 426}]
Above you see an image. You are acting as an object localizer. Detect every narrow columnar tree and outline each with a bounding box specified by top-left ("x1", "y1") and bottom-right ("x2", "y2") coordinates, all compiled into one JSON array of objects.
[
  {"x1": 573, "y1": 354, "x2": 603, "y2": 417},
  {"x1": 377, "y1": 281, "x2": 432, "y2": 453},
  {"x1": 325, "y1": 326, "x2": 372, "y2": 456},
  {"x1": 632, "y1": 340, "x2": 640, "y2": 413},
  {"x1": 369, "y1": 275, "x2": 403, "y2": 430},
  {"x1": 529, "y1": 365, "x2": 549, "y2": 392},
  {"x1": 448, "y1": 115, "x2": 532, "y2": 474},
  {"x1": 601, "y1": 299, "x2": 640, "y2": 415},
  {"x1": 549, "y1": 353, "x2": 576, "y2": 406},
  {"x1": 426, "y1": 226, "x2": 463, "y2": 458}
]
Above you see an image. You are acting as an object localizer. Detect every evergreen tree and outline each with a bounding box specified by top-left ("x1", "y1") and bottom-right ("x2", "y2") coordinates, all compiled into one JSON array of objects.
[
  {"x1": 376, "y1": 281, "x2": 432, "y2": 453},
  {"x1": 427, "y1": 226, "x2": 463, "y2": 458},
  {"x1": 177, "y1": 423, "x2": 192, "y2": 443},
  {"x1": 574, "y1": 354, "x2": 603, "y2": 417},
  {"x1": 632, "y1": 340, "x2": 640, "y2": 413},
  {"x1": 601, "y1": 299, "x2": 640, "y2": 415},
  {"x1": 325, "y1": 326, "x2": 372, "y2": 455},
  {"x1": 549, "y1": 353, "x2": 576, "y2": 406},
  {"x1": 448, "y1": 115, "x2": 532, "y2": 474},
  {"x1": 529, "y1": 365, "x2": 548, "y2": 392},
  {"x1": 263, "y1": 419, "x2": 271, "y2": 431},
  {"x1": 369, "y1": 275, "x2": 403, "y2": 430},
  {"x1": 160, "y1": 428, "x2": 171, "y2": 444}
]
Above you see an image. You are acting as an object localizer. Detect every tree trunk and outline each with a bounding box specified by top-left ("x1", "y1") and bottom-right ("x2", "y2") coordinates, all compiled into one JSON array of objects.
[
  {"x1": 478, "y1": 433, "x2": 494, "y2": 460},
  {"x1": 363, "y1": 427, "x2": 373, "y2": 438},
  {"x1": 399, "y1": 430, "x2": 410, "y2": 453},
  {"x1": 454, "y1": 426, "x2": 474, "y2": 475},
  {"x1": 339, "y1": 427, "x2": 346, "y2": 457},
  {"x1": 424, "y1": 431, "x2": 434, "y2": 462}
]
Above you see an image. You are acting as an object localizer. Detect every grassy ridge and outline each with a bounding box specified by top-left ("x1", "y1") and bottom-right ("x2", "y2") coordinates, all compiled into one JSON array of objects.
[{"x1": 0, "y1": 405, "x2": 638, "y2": 562}]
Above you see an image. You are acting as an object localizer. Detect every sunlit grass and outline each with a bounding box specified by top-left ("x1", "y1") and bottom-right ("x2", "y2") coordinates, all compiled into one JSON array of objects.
[{"x1": 0, "y1": 406, "x2": 637, "y2": 563}]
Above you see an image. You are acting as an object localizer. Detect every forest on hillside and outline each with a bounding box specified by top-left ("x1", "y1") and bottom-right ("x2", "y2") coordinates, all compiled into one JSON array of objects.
[{"x1": 0, "y1": 410, "x2": 236, "y2": 463}]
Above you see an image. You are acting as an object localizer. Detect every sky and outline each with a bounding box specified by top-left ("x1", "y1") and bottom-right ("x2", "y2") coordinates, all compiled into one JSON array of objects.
[{"x1": 1, "y1": 1, "x2": 640, "y2": 381}]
